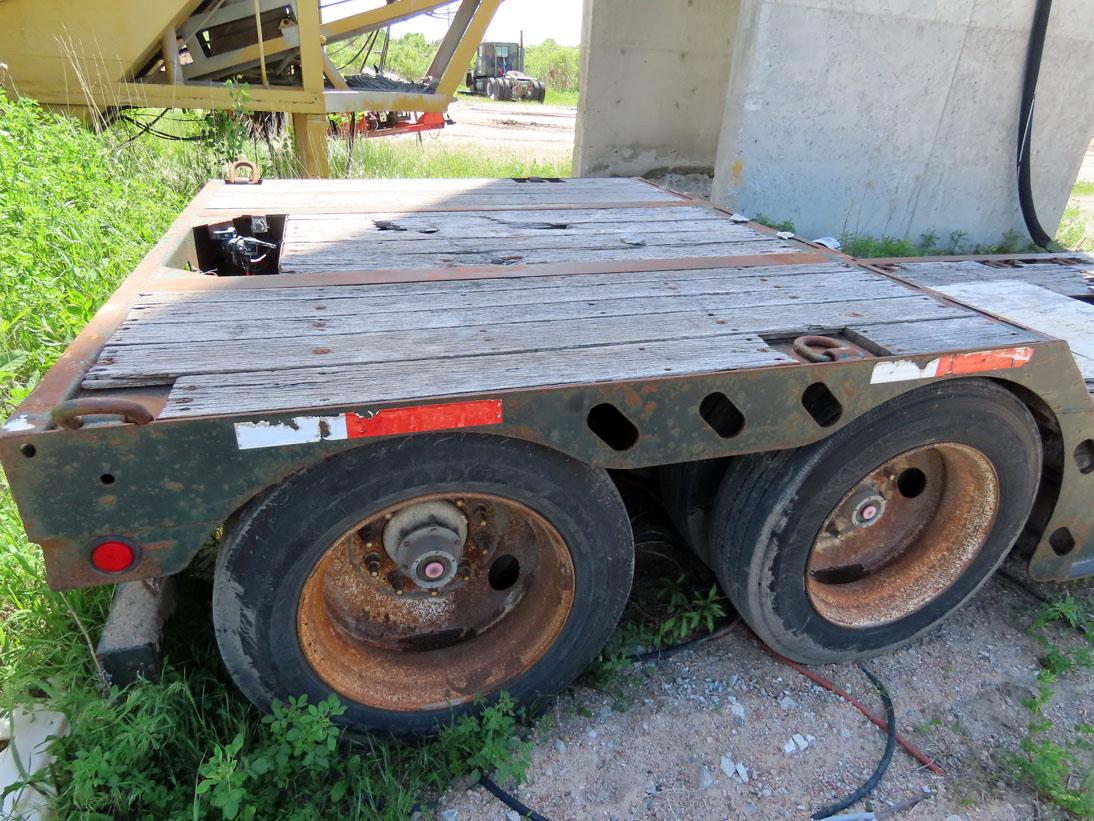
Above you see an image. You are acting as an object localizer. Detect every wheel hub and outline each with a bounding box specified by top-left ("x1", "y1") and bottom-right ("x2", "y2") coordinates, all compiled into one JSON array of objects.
[
  {"x1": 807, "y1": 442, "x2": 1000, "y2": 628},
  {"x1": 383, "y1": 501, "x2": 467, "y2": 589},
  {"x1": 296, "y1": 492, "x2": 576, "y2": 711}
]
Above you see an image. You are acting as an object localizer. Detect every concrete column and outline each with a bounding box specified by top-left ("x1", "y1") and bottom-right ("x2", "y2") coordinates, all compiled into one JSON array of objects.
[
  {"x1": 712, "y1": 0, "x2": 1094, "y2": 246},
  {"x1": 574, "y1": 0, "x2": 741, "y2": 177}
]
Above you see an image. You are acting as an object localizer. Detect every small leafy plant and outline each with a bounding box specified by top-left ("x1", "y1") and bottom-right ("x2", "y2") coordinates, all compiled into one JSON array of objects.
[{"x1": 1010, "y1": 594, "x2": 1094, "y2": 817}]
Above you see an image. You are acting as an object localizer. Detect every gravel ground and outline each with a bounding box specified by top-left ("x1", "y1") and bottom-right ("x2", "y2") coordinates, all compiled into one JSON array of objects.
[
  {"x1": 392, "y1": 98, "x2": 576, "y2": 164},
  {"x1": 436, "y1": 556, "x2": 1091, "y2": 821}
]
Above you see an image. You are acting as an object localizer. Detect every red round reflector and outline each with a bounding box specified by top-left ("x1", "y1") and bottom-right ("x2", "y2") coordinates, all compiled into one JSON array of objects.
[{"x1": 91, "y1": 540, "x2": 136, "y2": 574}]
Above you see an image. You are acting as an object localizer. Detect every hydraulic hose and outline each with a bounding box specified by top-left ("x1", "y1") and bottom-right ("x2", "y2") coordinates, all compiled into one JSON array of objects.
[
  {"x1": 1017, "y1": 0, "x2": 1055, "y2": 249},
  {"x1": 810, "y1": 664, "x2": 897, "y2": 820}
]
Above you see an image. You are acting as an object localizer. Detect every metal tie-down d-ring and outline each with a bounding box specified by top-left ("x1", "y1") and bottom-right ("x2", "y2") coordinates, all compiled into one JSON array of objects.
[{"x1": 793, "y1": 335, "x2": 868, "y2": 363}]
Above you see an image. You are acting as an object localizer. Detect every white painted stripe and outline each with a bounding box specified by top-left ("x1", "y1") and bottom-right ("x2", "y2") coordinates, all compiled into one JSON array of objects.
[
  {"x1": 1, "y1": 415, "x2": 35, "y2": 432},
  {"x1": 234, "y1": 415, "x2": 348, "y2": 450},
  {"x1": 870, "y1": 358, "x2": 941, "y2": 384}
]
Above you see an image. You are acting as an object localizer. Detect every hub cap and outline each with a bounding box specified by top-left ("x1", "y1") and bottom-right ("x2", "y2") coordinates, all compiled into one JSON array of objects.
[
  {"x1": 806, "y1": 443, "x2": 1000, "y2": 628},
  {"x1": 297, "y1": 493, "x2": 575, "y2": 712}
]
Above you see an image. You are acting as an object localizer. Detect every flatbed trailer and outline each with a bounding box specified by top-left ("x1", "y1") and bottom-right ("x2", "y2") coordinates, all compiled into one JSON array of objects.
[{"x1": 2, "y1": 176, "x2": 1093, "y2": 735}]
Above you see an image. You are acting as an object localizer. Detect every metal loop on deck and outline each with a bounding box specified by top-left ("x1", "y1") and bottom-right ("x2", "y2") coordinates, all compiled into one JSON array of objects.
[
  {"x1": 50, "y1": 398, "x2": 155, "y2": 430},
  {"x1": 226, "y1": 159, "x2": 261, "y2": 185},
  {"x1": 792, "y1": 335, "x2": 867, "y2": 363}
]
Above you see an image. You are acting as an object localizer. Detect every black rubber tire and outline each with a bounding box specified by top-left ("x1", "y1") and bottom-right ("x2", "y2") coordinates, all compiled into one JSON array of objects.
[
  {"x1": 709, "y1": 379, "x2": 1041, "y2": 663},
  {"x1": 213, "y1": 433, "x2": 634, "y2": 736},
  {"x1": 487, "y1": 78, "x2": 499, "y2": 100},
  {"x1": 658, "y1": 458, "x2": 732, "y2": 565},
  {"x1": 500, "y1": 78, "x2": 513, "y2": 101}
]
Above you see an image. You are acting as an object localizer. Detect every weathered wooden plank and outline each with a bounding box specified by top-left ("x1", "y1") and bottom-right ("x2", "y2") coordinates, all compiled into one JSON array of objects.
[
  {"x1": 111, "y1": 277, "x2": 914, "y2": 345},
  {"x1": 934, "y1": 280, "x2": 1094, "y2": 364},
  {"x1": 214, "y1": 177, "x2": 671, "y2": 193},
  {"x1": 159, "y1": 333, "x2": 795, "y2": 418},
  {"x1": 136, "y1": 262, "x2": 858, "y2": 306},
  {"x1": 126, "y1": 269, "x2": 893, "y2": 326},
  {"x1": 892, "y1": 260, "x2": 1093, "y2": 298},
  {"x1": 851, "y1": 315, "x2": 1046, "y2": 356},
  {"x1": 85, "y1": 294, "x2": 963, "y2": 389},
  {"x1": 279, "y1": 239, "x2": 801, "y2": 272},
  {"x1": 282, "y1": 206, "x2": 724, "y2": 236},
  {"x1": 281, "y1": 225, "x2": 766, "y2": 260},
  {"x1": 205, "y1": 178, "x2": 683, "y2": 213},
  {"x1": 280, "y1": 213, "x2": 732, "y2": 246}
]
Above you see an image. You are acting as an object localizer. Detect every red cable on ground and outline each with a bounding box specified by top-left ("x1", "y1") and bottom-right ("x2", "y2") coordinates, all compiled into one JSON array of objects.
[{"x1": 752, "y1": 635, "x2": 945, "y2": 776}]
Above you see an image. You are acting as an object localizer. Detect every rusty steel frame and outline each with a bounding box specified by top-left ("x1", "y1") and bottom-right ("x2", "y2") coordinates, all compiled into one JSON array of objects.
[{"x1": 1, "y1": 181, "x2": 1092, "y2": 592}]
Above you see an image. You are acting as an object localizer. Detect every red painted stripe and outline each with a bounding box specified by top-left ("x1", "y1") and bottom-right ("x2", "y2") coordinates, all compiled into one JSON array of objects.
[
  {"x1": 345, "y1": 399, "x2": 503, "y2": 438},
  {"x1": 936, "y1": 346, "x2": 1034, "y2": 377}
]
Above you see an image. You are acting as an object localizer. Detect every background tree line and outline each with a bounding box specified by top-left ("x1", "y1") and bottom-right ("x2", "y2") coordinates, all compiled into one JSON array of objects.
[{"x1": 329, "y1": 32, "x2": 581, "y2": 94}]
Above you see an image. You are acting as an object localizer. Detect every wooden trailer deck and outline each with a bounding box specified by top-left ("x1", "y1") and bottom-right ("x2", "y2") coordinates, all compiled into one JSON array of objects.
[{"x1": 77, "y1": 178, "x2": 1093, "y2": 420}]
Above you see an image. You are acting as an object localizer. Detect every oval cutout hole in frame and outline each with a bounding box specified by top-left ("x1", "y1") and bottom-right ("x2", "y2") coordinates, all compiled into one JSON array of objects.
[
  {"x1": 1048, "y1": 527, "x2": 1076, "y2": 556},
  {"x1": 801, "y1": 383, "x2": 843, "y2": 428},
  {"x1": 586, "y1": 403, "x2": 639, "y2": 451},
  {"x1": 699, "y1": 392, "x2": 745, "y2": 439}
]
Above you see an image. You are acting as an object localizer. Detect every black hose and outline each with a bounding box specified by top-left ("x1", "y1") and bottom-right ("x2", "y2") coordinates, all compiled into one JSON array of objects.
[
  {"x1": 810, "y1": 664, "x2": 897, "y2": 820},
  {"x1": 478, "y1": 775, "x2": 552, "y2": 821},
  {"x1": 632, "y1": 616, "x2": 739, "y2": 663},
  {"x1": 1016, "y1": 0, "x2": 1055, "y2": 249}
]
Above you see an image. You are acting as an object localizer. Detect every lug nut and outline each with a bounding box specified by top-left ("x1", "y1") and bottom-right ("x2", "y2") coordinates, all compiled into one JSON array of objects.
[{"x1": 365, "y1": 553, "x2": 382, "y2": 577}]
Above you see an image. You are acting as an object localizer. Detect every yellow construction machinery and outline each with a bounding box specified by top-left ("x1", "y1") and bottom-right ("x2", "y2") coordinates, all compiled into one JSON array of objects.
[{"x1": 0, "y1": 0, "x2": 504, "y2": 176}]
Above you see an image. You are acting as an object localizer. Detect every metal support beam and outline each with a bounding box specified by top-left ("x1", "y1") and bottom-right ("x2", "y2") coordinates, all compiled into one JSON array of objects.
[
  {"x1": 425, "y1": 0, "x2": 479, "y2": 79},
  {"x1": 162, "y1": 28, "x2": 182, "y2": 84},
  {"x1": 292, "y1": 111, "x2": 330, "y2": 177},
  {"x1": 432, "y1": 0, "x2": 501, "y2": 98},
  {"x1": 294, "y1": 0, "x2": 324, "y2": 92},
  {"x1": 182, "y1": 0, "x2": 457, "y2": 81}
]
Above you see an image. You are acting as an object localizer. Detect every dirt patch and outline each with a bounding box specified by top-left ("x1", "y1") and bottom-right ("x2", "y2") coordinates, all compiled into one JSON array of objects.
[
  {"x1": 1079, "y1": 138, "x2": 1094, "y2": 185},
  {"x1": 437, "y1": 560, "x2": 1091, "y2": 820},
  {"x1": 396, "y1": 98, "x2": 575, "y2": 164}
]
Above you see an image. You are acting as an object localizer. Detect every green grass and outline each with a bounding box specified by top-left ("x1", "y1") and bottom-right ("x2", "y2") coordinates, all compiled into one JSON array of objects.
[
  {"x1": 544, "y1": 89, "x2": 579, "y2": 107},
  {"x1": 840, "y1": 229, "x2": 1035, "y2": 259},
  {"x1": 1056, "y1": 179, "x2": 1093, "y2": 252},
  {"x1": 331, "y1": 135, "x2": 571, "y2": 178},
  {"x1": 1010, "y1": 594, "x2": 1094, "y2": 817},
  {"x1": 758, "y1": 177, "x2": 1094, "y2": 257},
  {"x1": 1072, "y1": 180, "x2": 1094, "y2": 198}
]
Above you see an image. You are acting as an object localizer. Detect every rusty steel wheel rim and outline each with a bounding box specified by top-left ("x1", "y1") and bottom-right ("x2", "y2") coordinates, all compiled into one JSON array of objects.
[
  {"x1": 806, "y1": 443, "x2": 1000, "y2": 628},
  {"x1": 297, "y1": 492, "x2": 575, "y2": 712}
]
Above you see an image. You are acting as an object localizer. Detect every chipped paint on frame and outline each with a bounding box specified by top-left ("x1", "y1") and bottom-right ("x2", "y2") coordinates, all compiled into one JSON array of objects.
[
  {"x1": 234, "y1": 399, "x2": 504, "y2": 450},
  {"x1": 870, "y1": 347, "x2": 1034, "y2": 385}
]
